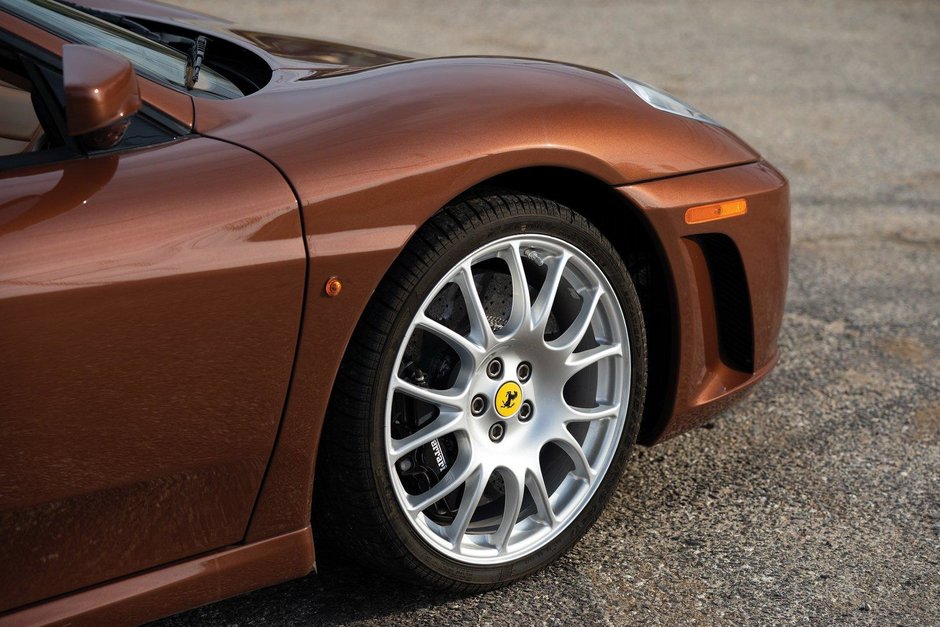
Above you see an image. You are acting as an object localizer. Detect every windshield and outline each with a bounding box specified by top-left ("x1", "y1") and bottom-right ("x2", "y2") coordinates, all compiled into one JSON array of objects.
[{"x1": 1, "y1": 0, "x2": 242, "y2": 98}]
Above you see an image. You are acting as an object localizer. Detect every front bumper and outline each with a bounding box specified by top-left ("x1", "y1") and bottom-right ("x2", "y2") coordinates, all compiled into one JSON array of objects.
[{"x1": 618, "y1": 160, "x2": 790, "y2": 443}]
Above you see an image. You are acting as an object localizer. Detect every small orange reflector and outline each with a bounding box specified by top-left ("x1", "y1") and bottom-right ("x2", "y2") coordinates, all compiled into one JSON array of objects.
[
  {"x1": 684, "y1": 199, "x2": 748, "y2": 225},
  {"x1": 324, "y1": 276, "x2": 343, "y2": 297}
]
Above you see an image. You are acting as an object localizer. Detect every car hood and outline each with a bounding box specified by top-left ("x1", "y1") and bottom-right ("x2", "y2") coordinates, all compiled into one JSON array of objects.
[{"x1": 78, "y1": 0, "x2": 760, "y2": 185}]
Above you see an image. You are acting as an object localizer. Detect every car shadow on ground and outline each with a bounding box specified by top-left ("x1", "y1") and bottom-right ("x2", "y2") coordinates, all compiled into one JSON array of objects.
[
  {"x1": 155, "y1": 540, "x2": 469, "y2": 625},
  {"x1": 154, "y1": 442, "x2": 713, "y2": 626},
  {"x1": 153, "y1": 436, "x2": 754, "y2": 626}
]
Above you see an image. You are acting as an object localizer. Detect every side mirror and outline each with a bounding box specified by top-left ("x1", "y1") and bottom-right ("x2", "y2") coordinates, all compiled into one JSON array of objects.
[{"x1": 63, "y1": 44, "x2": 141, "y2": 149}]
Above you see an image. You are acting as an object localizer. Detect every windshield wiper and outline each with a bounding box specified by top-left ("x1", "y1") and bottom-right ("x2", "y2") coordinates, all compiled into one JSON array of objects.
[
  {"x1": 59, "y1": 1, "x2": 193, "y2": 48},
  {"x1": 59, "y1": 2, "x2": 211, "y2": 91},
  {"x1": 184, "y1": 36, "x2": 207, "y2": 90}
]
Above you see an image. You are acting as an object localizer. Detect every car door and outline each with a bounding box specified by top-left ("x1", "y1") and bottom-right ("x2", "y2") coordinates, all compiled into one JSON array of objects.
[{"x1": 0, "y1": 40, "x2": 306, "y2": 611}]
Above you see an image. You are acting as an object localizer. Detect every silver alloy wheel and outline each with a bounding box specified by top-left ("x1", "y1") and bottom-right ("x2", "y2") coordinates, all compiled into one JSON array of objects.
[{"x1": 385, "y1": 234, "x2": 631, "y2": 565}]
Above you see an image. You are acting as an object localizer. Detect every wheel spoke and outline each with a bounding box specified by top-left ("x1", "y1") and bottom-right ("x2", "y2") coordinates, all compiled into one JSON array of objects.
[
  {"x1": 552, "y1": 431, "x2": 595, "y2": 483},
  {"x1": 387, "y1": 233, "x2": 632, "y2": 565},
  {"x1": 392, "y1": 376, "x2": 465, "y2": 410},
  {"x1": 493, "y1": 469, "x2": 525, "y2": 552},
  {"x1": 447, "y1": 467, "x2": 488, "y2": 549},
  {"x1": 530, "y1": 252, "x2": 569, "y2": 332},
  {"x1": 565, "y1": 342, "x2": 622, "y2": 374},
  {"x1": 406, "y1": 455, "x2": 477, "y2": 513},
  {"x1": 499, "y1": 242, "x2": 532, "y2": 335},
  {"x1": 453, "y1": 264, "x2": 495, "y2": 350},
  {"x1": 547, "y1": 287, "x2": 602, "y2": 353},
  {"x1": 388, "y1": 411, "x2": 464, "y2": 461},
  {"x1": 526, "y1": 468, "x2": 557, "y2": 528},
  {"x1": 415, "y1": 313, "x2": 485, "y2": 364},
  {"x1": 563, "y1": 402, "x2": 621, "y2": 424}
]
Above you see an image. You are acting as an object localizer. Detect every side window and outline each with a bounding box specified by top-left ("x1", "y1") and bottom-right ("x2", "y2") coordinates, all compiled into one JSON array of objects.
[
  {"x1": 0, "y1": 61, "x2": 45, "y2": 157},
  {"x1": 0, "y1": 42, "x2": 75, "y2": 170},
  {"x1": 0, "y1": 40, "x2": 187, "y2": 171}
]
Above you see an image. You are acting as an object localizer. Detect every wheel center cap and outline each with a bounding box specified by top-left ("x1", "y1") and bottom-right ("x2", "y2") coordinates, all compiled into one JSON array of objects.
[{"x1": 494, "y1": 381, "x2": 523, "y2": 418}]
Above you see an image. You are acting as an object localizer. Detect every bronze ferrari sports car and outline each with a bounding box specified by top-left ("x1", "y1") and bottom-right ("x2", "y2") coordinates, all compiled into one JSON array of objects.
[{"x1": 0, "y1": 0, "x2": 789, "y2": 624}]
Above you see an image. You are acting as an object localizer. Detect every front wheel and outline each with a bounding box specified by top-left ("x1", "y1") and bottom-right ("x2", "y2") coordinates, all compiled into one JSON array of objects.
[{"x1": 320, "y1": 192, "x2": 647, "y2": 590}]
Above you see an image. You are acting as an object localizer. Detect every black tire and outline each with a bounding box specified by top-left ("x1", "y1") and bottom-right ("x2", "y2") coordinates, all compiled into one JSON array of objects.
[{"x1": 317, "y1": 191, "x2": 647, "y2": 591}]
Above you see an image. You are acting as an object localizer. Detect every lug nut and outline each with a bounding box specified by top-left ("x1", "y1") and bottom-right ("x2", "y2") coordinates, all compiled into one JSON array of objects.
[
  {"x1": 488, "y1": 422, "x2": 505, "y2": 442},
  {"x1": 517, "y1": 361, "x2": 532, "y2": 383},
  {"x1": 518, "y1": 400, "x2": 534, "y2": 422},
  {"x1": 471, "y1": 394, "x2": 487, "y2": 416},
  {"x1": 486, "y1": 358, "x2": 503, "y2": 379}
]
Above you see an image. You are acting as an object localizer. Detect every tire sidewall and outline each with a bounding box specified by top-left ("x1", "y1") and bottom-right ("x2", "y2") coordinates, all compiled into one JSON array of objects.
[{"x1": 367, "y1": 200, "x2": 647, "y2": 585}]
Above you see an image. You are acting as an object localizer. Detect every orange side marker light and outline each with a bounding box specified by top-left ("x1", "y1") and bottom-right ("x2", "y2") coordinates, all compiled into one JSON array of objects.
[
  {"x1": 324, "y1": 276, "x2": 343, "y2": 297},
  {"x1": 684, "y1": 198, "x2": 748, "y2": 225}
]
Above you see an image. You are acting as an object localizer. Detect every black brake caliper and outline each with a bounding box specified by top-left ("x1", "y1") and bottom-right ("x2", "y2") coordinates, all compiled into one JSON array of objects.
[
  {"x1": 391, "y1": 270, "x2": 531, "y2": 525},
  {"x1": 393, "y1": 361, "x2": 461, "y2": 524}
]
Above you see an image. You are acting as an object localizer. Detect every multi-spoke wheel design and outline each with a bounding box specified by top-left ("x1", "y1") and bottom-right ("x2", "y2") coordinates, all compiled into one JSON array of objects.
[
  {"x1": 320, "y1": 194, "x2": 646, "y2": 589},
  {"x1": 386, "y1": 234, "x2": 631, "y2": 564}
]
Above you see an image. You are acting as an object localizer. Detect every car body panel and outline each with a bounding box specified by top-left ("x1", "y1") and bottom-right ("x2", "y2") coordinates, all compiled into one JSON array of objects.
[
  {"x1": 188, "y1": 55, "x2": 762, "y2": 541},
  {"x1": 0, "y1": 0, "x2": 789, "y2": 623},
  {"x1": 241, "y1": 159, "x2": 789, "y2": 544},
  {"x1": 619, "y1": 160, "x2": 790, "y2": 439},
  {"x1": 3, "y1": 527, "x2": 314, "y2": 627},
  {"x1": 0, "y1": 137, "x2": 306, "y2": 610},
  {"x1": 193, "y1": 57, "x2": 758, "y2": 182}
]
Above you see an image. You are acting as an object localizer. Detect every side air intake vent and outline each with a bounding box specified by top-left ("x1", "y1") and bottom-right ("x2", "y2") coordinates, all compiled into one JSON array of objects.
[{"x1": 692, "y1": 234, "x2": 754, "y2": 372}]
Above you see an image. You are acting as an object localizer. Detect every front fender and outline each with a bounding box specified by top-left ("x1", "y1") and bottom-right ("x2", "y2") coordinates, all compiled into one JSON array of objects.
[
  {"x1": 195, "y1": 56, "x2": 760, "y2": 543},
  {"x1": 197, "y1": 56, "x2": 757, "y2": 192}
]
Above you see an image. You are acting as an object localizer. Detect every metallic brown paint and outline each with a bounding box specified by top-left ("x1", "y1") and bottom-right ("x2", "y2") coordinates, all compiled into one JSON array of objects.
[
  {"x1": 0, "y1": 1, "x2": 789, "y2": 623},
  {"x1": 62, "y1": 44, "x2": 141, "y2": 136},
  {"x1": 0, "y1": 138, "x2": 306, "y2": 610},
  {"x1": 620, "y1": 160, "x2": 789, "y2": 439},
  {"x1": 0, "y1": 527, "x2": 314, "y2": 627},
  {"x1": 189, "y1": 56, "x2": 764, "y2": 542}
]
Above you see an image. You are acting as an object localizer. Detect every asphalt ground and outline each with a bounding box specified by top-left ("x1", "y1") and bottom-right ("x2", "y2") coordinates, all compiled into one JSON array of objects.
[{"x1": 157, "y1": 1, "x2": 940, "y2": 624}]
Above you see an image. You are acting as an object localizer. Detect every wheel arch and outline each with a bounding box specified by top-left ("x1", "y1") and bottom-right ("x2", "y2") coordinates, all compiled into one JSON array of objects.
[
  {"x1": 307, "y1": 171, "x2": 676, "y2": 580},
  {"x1": 459, "y1": 167, "x2": 677, "y2": 445},
  {"x1": 257, "y1": 163, "x2": 680, "y2": 549},
  {"x1": 307, "y1": 166, "x2": 678, "y2": 526}
]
